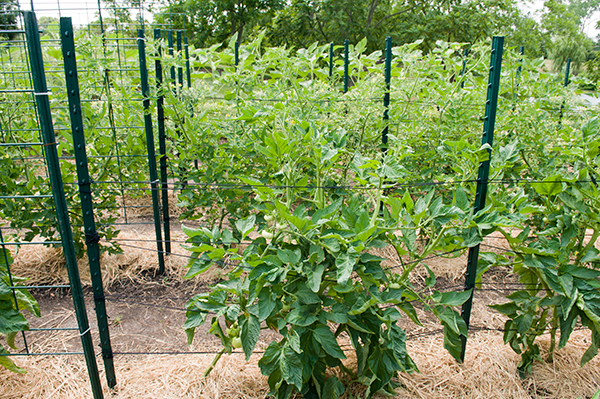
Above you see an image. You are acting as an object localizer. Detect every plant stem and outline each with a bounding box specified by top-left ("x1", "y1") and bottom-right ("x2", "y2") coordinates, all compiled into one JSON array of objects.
[
  {"x1": 547, "y1": 306, "x2": 558, "y2": 362},
  {"x1": 339, "y1": 361, "x2": 357, "y2": 380},
  {"x1": 576, "y1": 229, "x2": 600, "y2": 262},
  {"x1": 204, "y1": 347, "x2": 226, "y2": 378},
  {"x1": 398, "y1": 226, "x2": 449, "y2": 282}
]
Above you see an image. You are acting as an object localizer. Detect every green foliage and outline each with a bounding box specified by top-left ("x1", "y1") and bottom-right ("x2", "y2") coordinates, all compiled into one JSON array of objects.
[
  {"x1": 3, "y1": 17, "x2": 600, "y2": 389},
  {"x1": 0, "y1": 248, "x2": 40, "y2": 373},
  {"x1": 0, "y1": 0, "x2": 19, "y2": 40},
  {"x1": 550, "y1": 34, "x2": 591, "y2": 73},
  {"x1": 173, "y1": 37, "x2": 600, "y2": 393},
  {"x1": 153, "y1": 0, "x2": 549, "y2": 56},
  {"x1": 487, "y1": 116, "x2": 600, "y2": 374},
  {"x1": 542, "y1": 0, "x2": 595, "y2": 73},
  {"x1": 154, "y1": 0, "x2": 285, "y2": 48}
]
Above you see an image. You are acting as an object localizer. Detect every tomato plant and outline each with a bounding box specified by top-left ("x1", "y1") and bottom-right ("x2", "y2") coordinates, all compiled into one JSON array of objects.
[{"x1": 0, "y1": 248, "x2": 40, "y2": 373}]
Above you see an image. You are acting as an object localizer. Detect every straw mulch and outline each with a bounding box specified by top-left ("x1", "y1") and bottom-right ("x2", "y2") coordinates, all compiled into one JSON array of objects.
[
  {"x1": 9, "y1": 228, "x2": 219, "y2": 288},
  {"x1": 1, "y1": 329, "x2": 599, "y2": 399}
]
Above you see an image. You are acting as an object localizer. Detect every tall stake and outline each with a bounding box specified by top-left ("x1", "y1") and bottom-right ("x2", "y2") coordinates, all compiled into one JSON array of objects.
[
  {"x1": 343, "y1": 39, "x2": 349, "y2": 93},
  {"x1": 564, "y1": 58, "x2": 571, "y2": 87},
  {"x1": 138, "y1": 29, "x2": 166, "y2": 274},
  {"x1": 177, "y1": 31, "x2": 183, "y2": 89},
  {"x1": 328, "y1": 42, "x2": 334, "y2": 79},
  {"x1": 60, "y1": 16, "x2": 116, "y2": 389},
  {"x1": 234, "y1": 41, "x2": 239, "y2": 68},
  {"x1": 184, "y1": 34, "x2": 191, "y2": 88},
  {"x1": 155, "y1": 29, "x2": 171, "y2": 254},
  {"x1": 559, "y1": 58, "x2": 571, "y2": 123},
  {"x1": 382, "y1": 37, "x2": 392, "y2": 153},
  {"x1": 513, "y1": 46, "x2": 524, "y2": 112},
  {"x1": 460, "y1": 48, "x2": 469, "y2": 88},
  {"x1": 24, "y1": 11, "x2": 103, "y2": 398},
  {"x1": 460, "y1": 36, "x2": 504, "y2": 362}
]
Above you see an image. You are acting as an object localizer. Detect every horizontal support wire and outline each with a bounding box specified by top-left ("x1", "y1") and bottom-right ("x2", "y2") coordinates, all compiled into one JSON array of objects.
[
  {"x1": 67, "y1": 178, "x2": 589, "y2": 193},
  {"x1": 10, "y1": 285, "x2": 71, "y2": 289},
  {"x1": 0, "y1": 241, "x2": 62, "y2": 245},
  {"x1": 0, "y1": 142, "x2": 44, "y2": 147},
  {"x1": 105, "y1": 238, "x2": 465, "y2": 282},
  {"x1": 0, "y1": 195, "x2": 52, "y2": 199},
  {"x1": 0, "y1": 352, "x2": 85, "y2": 357}
]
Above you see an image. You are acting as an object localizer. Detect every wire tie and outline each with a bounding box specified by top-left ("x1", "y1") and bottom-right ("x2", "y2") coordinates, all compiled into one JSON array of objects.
[
  {"x1": 33, "y1": 91, "x2": 51, "y2": 96},
  {"x1": 42, "y1": 141, "x2": 57, "y2": 147},
  {"x1": 79, "y1": 327, "x2": 91, "y2": 336}
]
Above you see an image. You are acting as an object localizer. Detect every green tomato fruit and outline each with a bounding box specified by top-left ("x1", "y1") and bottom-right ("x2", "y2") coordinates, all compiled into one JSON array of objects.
[
  {"x1": 389, "y1": 283, "x2": 400, "y2": 289},
  {"x1": 264, "y1": 214, "x2": 275, "y2": 222},
  {"x1": 232, "y1": 337, "x2": 242, "y2": 349},
  {"x1": 261, "y1": 230, "x2": 274, "y2": 239},
  {"x1": 282, "y1": 303, "x2": 291, "y2": 312},
  {"x1": 227, "y1": 327, "x2": 239, "y2": 337}
]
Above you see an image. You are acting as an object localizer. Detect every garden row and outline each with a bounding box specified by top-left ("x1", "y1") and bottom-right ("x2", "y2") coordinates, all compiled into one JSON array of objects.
[{"x1": 1, "y1": 13, "x2": 599, "y2": 399}]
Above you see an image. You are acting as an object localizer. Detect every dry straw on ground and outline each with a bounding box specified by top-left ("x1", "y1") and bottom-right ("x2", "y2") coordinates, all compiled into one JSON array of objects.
[{"x1": 1, "y1": 330, "x2": 599, "y2": 399}]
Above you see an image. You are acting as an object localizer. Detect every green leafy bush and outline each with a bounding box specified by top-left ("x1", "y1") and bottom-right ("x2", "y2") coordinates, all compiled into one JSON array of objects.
[{"x1": 0, "y1": 248, "x2": 40, "y2": 373}]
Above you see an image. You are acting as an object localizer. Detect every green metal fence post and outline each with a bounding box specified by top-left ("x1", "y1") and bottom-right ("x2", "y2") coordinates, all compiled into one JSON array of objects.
[
  {"x1": 59, "y1": 16, "x2": 116, "y2": 389},
  {"x1": 177, "y1": 31, "x2": 183, "y2": 89},
  {"x1": 460, "y1": 48, "x2": 469, "y2": 88},
  {"x1": 138, "y1": 29, "x2": 166, "y2": 274},
  {"x1": 517, "y1": 46, "x2": 524, "y2": 78},
  {"x1": 343, "y1": 39, "x2": 349, "y2": 93},
  {"x1": 513, "y1": 46, "x2": 524, "y2": 113},
  {"x1": 564, "y1": 58, "x2": 571, "y2": 87},
  {"x1": 382, "y1": 37, "x2": 392, "y2": 153},
  {"x1": 328, "y1": 42, "x2": 334, "y2": 79},
  {"x1": 184, "y1": 34, "x2": 197, "y2": 170},
  {"x1": 168, "y1": 30, "x2": 175, "y2": 86},
  {"x1": 559, "y1": 58, "x2": 571, "y2": 123},
  {"x1": 23, "y1": 11, "x2": 104, "y2": 398},
  {"x1": 459, "y1": 36, "x2": 504, "y2": 362},
  {"x1": 154, "y1": 28, "x2": 171, "y2": 254},
  {"x1": 235, "y1": 40, "x2": 239, "y2": 68},
  {"x1": 184, "y1": 34, "x2": 191, "y2": 88}
]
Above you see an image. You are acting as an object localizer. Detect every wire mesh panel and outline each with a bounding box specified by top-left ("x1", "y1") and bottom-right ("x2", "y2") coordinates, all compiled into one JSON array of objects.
[
  {"x1": 1, "y1": 2, "x2": 600, "y2": 397},
  {"x1": 0, "y1": 10, "x2": 103, "y2": 398}
]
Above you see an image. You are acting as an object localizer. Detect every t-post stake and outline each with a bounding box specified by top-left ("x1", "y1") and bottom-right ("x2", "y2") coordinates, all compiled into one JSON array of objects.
[
  {"x1": 24, "y1": 11, "x2": 103, "y2": 398},
  {"x1": 460, "y1": 36, "x2": 504, "y2": 362},
  {"x1": 154, "y1": 28, "x2": 171, "y2": 254},
  {"x1": 329, "y1": 42, "x2": 334, "y2": 79},
  {"x1": 343, "y1": 39, "x2": 349, "y2": 93},
  {"x1": 559, "y1": 58, "x2": 571, "y2": 123},
  {"x1": 138, "y1": 29, "x2": 166, "y2": 274},
  {"x1": 60, "y1": 16, "x2": 117, "y2": 388},
  {"x1": 382, "y1": 37, "x2": 392, "y2": 153},
  {"x1": 460, "y1": 48, "x2": 469, "y2": 88}
]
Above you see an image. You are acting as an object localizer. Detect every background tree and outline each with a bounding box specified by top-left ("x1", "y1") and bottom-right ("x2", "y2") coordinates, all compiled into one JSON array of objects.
[
  {"x1": 542, "y1": 0, "x2": 596, "y2": 71},
  {"x1": 154, "y1": 0, "x2": 284, "y2": 49},
  {"x1": 0, "y1": 0, "x2": 19, "y2": 40},
  {"x1": 38, "y1": 16, "x2": 59, "y2": 33},
  {"x1": 264, "y1": 0, "x2": 543, "y2": 54}
]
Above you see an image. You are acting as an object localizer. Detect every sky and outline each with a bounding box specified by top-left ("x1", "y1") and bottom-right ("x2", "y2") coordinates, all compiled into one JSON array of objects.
[{"x1": 17, "y1": 0, "x2": 153, "y2": 27}]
